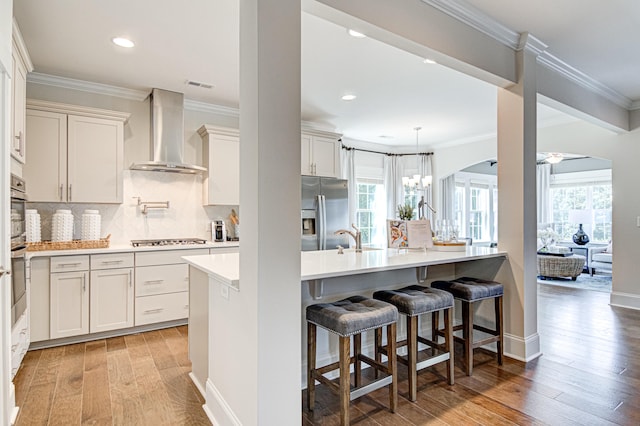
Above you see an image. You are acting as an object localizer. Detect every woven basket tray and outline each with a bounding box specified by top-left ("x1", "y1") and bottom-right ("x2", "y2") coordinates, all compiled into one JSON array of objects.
[{"x1": 27, "y1": 235, "x2": 111, "y2": 252}]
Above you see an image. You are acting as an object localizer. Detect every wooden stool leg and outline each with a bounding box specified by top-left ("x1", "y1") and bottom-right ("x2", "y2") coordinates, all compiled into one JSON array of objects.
[
  {"x1": 407, "y1": 315, "x2": 418, "y2": 402},
  {"x1": 462, "y1": 301, "x2": 474, "y2": 376},
  {"x1": 387, "y1": 322, "x2": 398, "y2": 413},
  {"x1": 431, "y1": 311, "x2": 438, "y2": 341},
  {"x1": 339, "y1": 335, "x2": 350, "y2": 426},
  {"x1": 444, "y1": 307, "x2": 454, "y2": 385},
  {"x1": 307, "y1": 322, "x2": 316, "y2": 411},
  {"x1": 354, "y1": 333, "x2": 362, "y2": 387},
  {"x1": 374, "y1": 327, "x2": 382, "y2": 379},
  {"x1": 495, "y1": 296, "x2": 504, "y2": 365}
]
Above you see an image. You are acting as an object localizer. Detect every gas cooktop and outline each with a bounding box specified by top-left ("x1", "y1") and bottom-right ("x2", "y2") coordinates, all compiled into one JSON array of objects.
[{"x1": 131, "y1": 238, "x2": 208, "y2": 247}]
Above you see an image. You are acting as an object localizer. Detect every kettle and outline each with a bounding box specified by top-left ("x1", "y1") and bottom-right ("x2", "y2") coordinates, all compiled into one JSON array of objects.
[{"x1": 213, "y1": 220, "x2": 226, "y2": 242}]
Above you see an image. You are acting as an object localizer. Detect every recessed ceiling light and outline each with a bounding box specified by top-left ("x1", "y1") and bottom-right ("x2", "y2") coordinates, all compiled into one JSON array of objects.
[
  {"x1": 341, "y1": 94, "x2": 357, "y2": 101},
  {"x1": 112, "y1": 37, "x2": 135, "y2": 48},
  {"x1": 347, "y1": 29, "x2": 366, "y2": 38},
  {"x1": 423, "y1": 58, "x2": 437, "y2": 64}
]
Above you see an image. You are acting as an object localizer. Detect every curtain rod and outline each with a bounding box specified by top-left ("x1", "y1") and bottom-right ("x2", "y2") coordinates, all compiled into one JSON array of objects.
[{"x1": 341, "y1": 144, "x2": 433, "y2": 157}]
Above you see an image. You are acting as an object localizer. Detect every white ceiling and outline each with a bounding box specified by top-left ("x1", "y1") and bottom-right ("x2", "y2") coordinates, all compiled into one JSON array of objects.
[{"x1": 13, "y1": 0, "x2": 635, "y2": 150}]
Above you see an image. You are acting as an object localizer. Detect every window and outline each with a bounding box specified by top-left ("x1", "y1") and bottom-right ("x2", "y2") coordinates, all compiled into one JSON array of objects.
[
  {"x1": 454, "y1": 172, "x2": 497, "y2": 244},
  {"x1": 550, "y1": 170, "x2": 612, "y2": 243},
  {"x1": 356, "y1": 179, "x2": 386, "y2": 246}
]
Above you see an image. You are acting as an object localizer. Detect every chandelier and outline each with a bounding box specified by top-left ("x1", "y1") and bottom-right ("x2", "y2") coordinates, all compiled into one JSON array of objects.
[{"x1": 402, "y1": 126, "x2": 435, "y2": 219}]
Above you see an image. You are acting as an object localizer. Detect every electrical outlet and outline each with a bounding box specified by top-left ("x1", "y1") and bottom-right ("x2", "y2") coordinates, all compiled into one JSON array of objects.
[{"x1": 221, "y1": 285, "x2": 229, "y2": 300}]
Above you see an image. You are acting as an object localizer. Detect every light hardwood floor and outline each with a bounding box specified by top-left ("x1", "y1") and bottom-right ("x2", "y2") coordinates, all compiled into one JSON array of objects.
[
  {"x1": 13, "y1": 327, "x2": 209, "y2": 425},
  {"x1": 14, "y1": 284, "x2": 640, "y2": 425}
]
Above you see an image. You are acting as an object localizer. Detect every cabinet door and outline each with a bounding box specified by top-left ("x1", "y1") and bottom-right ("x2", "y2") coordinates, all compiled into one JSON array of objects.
[
  {"x1": 312, "y1": 136, "x2": 340, "y2": 178},
  {"x1": 50, "y1": 271, "x2": 89, "y2": 339},
  {"x1": 67, "y1": 115, "x2": 124, "y2": 203},
  {"x1": 301, "y1": 134, "x2": 313, "y2": 175},
  {"x1": 204, "y1": 133, "x2": 240, "y2": 205},
  {"x1": 90, "y1": 268, "x2": 134, "y2": 333},
  {"x1": 23, "y1": 110, "x2": 67, "y2": 202},
  {"x1": 11, "y1": 49, "x2": 27, "y2": 164}
]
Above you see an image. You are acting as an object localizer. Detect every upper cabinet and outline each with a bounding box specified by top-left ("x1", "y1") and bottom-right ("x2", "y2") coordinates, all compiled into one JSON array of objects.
[
  {"x1": 24, "y1": 100, "x2": 130, "y2": 203},
  {"x1": 199, "y1": 125, "x2": 240, "y2": 206},
  {"x1": 10, "y1": 20, "x2": 34, "y2": 165},
  {"x1": 301, "y1": 129, "x2": 341, "y2": 178}
]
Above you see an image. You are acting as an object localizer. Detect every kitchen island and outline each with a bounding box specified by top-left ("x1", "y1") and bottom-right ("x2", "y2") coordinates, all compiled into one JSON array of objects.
[{"x1": 184, "y1": 246, "x2": 507, "y2": 424}]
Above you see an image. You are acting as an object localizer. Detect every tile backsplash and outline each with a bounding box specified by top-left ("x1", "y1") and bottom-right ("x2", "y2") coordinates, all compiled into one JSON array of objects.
[{"x1": 27, "y1": 171, "x2": 238, "y2": 245}]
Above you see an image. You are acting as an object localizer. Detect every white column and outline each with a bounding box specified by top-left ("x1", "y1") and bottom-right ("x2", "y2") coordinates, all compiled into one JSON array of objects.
[
  {"x1": 239, "y1": 0, "x2": 301, "y2": 425},
  {"x1": 496, "y1": 33, "x2": 546, "y2": 361}
]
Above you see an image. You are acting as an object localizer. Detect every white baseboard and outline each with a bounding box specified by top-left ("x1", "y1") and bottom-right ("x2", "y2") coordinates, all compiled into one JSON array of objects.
[
  {"x1": 189, "y1": 372, "x2": 206, "y2": 398},
  {"x1": 504, "y1": 332, "x2": 542, "y2": 362},
  {"x1": 205, "y1": 379, "x2": 242, "y2": 426},
  {"x1": 610, "y1": 291, "x2": 640, "y2": 311}
]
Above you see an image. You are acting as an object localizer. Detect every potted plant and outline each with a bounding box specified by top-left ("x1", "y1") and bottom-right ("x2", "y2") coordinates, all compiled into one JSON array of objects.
[{"x1": 397, "y1": 203, "x2": 414, "y2": 221}]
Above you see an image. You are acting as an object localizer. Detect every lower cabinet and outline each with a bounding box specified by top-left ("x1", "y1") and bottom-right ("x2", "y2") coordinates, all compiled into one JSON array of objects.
[
  {"x1": 90, "y1": 268, "x2": 134, "y2": 333},
  {"x1": 50, "y1": 270, "x2": 89, "y2": 339}
]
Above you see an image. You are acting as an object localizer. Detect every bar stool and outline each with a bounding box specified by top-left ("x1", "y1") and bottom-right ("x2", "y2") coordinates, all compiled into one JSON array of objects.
[
  {"x1": 431, "y1": 277, "x2": 504, "y2": 376},
  {"x1": 373, "y1": 285, "x2": 454, "y2": 402},
  {"x1": 306, "y1": 295, "x2": 398, "y2": 426}
]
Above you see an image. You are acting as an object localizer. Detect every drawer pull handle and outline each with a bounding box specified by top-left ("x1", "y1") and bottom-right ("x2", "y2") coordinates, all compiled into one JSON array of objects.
[
  {"x1": 101, "y1": 260, "x2": 124, "y2": 264},
  {"x1": 144, "y1": 280, "x2": 164, "y2": 285},
  {"x1": 57, "y1": 262, "x2": 82, "y2": 267},
  {"x1": 143, "y1": 308, "x2": 164, "y2": 314}
]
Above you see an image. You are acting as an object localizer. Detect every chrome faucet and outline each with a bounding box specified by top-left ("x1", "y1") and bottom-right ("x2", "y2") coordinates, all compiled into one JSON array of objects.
[{"x1": 335, "y1": 224, "x2": 362, "y2": 252}]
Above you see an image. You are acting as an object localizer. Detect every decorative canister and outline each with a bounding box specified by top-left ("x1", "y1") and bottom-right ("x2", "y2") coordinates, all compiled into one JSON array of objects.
[
  {"x1": 25, "y1": 209, "x2": 42, "y2": 243},
  {"x1": 81, "y1": 209, "x2": 101, "y2": 241},
  {"x1": 572, "y1": 223, "x2": 590, "y2": 245},
  {"x1": 52, "y1": 209, "x2": 74, "y2": 242}
]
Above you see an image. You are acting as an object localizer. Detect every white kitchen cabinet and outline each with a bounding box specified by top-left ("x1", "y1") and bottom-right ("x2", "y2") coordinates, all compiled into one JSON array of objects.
[
  {"x1": 134, "y1": 248, "x2": 207, "y2": 326},
  {"x1": 24, "y1": 100, "x2": 129, "y2": 203},
  {"x1": 199, "y1": 125, "x2": 239, "y2": 205},
  {"x1": 29, "y1": 257, "x2": 50, "y2": 343},
  {"x1": 50, "y1": 269, "x2": 89, "y2": 339},
  {"x1": 90, "y1": 268, "x2": 134, "y2": 333},
  {"x1": 10, "y1": 21, "x2": 33, "y2": 165},
  {"x1": 89, "y1": 253, "x2": 134, "y2": 333},
  {"x1": 301, "y1": 130, "x2": 341, "y2": 178}
]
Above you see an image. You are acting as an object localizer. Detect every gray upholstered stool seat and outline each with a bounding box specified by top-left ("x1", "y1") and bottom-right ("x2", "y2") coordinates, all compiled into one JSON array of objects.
[
  {"x1": 373, "y1": 285, "x2": 454, "y2": 316},
  {"x1": 431, "y1": 277, "x2": 504, "y2": 376},
  {"x1": 431, "y1": 277, "x2": 503, "y2": 301},
  {"x1": 373, "y1": 285, "x2": 455, "y2": 401},
  {"x1": 306, "y1": 296, "x2": 398, "y2": 425},
  {"x1": 306, "y1": 295, "x2": 398, "y2": 336}
]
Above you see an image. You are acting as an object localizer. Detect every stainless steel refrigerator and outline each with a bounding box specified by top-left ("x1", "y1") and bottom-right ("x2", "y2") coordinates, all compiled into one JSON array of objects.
[{"x1": 301, "y1": 176, "x2": 349, "y2": 251}]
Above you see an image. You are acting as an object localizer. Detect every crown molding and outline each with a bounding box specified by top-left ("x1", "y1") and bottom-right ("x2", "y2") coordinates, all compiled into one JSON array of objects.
[
  {"x1": 517, "y1": 32, "x2": 548, "y2": 57},
  {"x1": 184, "y1": 99, "x2": 239, "y2": 117},
  {"x1": 421, "y1": 0, "x2": 633, "y2": 111},
  {"x1": 12, "y1": 18, "x2": 34, "y2": 72},
  {"x1": 537, "y1": 53, "x2": 632, "y2": 110},
  {"x1": 421, "y1": 0, "x2": 519, "y2": 48},
  {"x1": 26, "y1": 72, "x2": 149, "y2": 101}
]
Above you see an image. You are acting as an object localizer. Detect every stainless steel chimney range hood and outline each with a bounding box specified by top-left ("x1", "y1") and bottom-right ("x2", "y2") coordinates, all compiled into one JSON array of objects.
[{"x1": 130, "y1": 88, "x2": 207, "y2": 174}]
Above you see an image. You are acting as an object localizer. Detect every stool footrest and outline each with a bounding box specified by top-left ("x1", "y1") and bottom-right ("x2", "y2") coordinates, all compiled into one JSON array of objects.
[
  {"x1": 416, "y1": 352, "x2": 450, "y2": 372},
  {"x1": 471, "y1": 335, "x2": 501, "y2": 348},
  {"x1": 350, "y1": 375, "x2": 393, "y2": 401}
]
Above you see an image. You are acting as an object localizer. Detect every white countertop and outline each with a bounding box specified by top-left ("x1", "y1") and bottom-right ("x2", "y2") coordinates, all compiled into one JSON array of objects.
[
  {"x1": 26, "y1": 240, "x2": 239, "y2": 258},
  {"x1": 182, "y1": 246, "x2": 507, "y2": 289}
]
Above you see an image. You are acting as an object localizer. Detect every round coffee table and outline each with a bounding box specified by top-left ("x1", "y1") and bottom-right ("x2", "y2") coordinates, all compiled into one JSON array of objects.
[{"x1": 537, "y1": 254, "x2": 586, "y2": 281}]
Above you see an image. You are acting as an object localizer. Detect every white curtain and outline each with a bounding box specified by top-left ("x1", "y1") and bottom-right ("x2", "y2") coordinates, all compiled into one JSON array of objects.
[
  {"x1": 419, "y1": 154, "x2": 435, "y2": 223},
  {"x1": 440, "y1": 174, "x2": 456, "y2": 224},
  {"x1": 341, "y1": 147, "x2": 357, "y2": 227},
  {"x1": 384, "y1": 155, "x2": 404, "y2": 219},
  {"x1": 537, "y1": 163, "x2": 551, "y2": 226}
]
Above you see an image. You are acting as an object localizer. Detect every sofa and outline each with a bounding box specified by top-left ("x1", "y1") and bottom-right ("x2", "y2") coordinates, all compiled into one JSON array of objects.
[{"x1": 589, "y1": 243, "x2": 612, "y2": 276}]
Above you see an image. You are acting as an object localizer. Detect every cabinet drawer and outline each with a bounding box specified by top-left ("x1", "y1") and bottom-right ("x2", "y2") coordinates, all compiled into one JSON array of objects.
[
  {"x1": 51, "y1": 255, "x2": 89, "y2": 272},
  {"x1": 135, "y1": 264, "x2": 188, "y2": 296},
  {"x1": 135, "y1": 292, "x2": 189, "y2": 326},
  {"x1": 135, "y1": 248, "x2": 209, "y2": 266},
  {"x1": 91, "y1": 252, "x2": 134, "y2": 270}
]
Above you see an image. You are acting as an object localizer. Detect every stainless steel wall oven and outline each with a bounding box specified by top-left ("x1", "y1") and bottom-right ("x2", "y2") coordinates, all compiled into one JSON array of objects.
[{"x1": 10, "y1": 174, "x2": 27, "y2": 328}]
